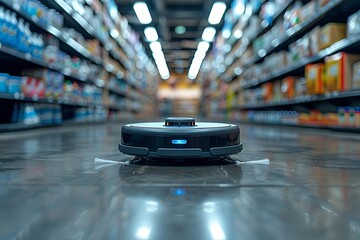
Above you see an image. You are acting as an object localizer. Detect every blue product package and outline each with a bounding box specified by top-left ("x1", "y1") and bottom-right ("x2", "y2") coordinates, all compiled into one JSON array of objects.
[
  {"x1": 7, "y1": 76, "x2": 22, "y2": 94},
  {"x1": 0, "y1": 73, "x2": 9, "y2": 92}
]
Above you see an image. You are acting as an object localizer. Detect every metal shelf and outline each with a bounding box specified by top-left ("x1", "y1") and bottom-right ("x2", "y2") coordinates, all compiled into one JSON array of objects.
[
  {"x1": 234, "y1": 90, "x2": 360, "y2": 110},
  {"x1": 224, "y1": 0, "x2": 295, "y2": 70},
  {"x1": 238, "y1": 120, "x2": 360, "y2": 133},
  {"x1": 0, "y1": 0, "x2": 102, "y2": 66},
  {"x1": 0, "y1": 43, "x2": 102, "y2": 87},
  {"x1": 224, "y1": 0, "x2": 357, "y2": 82},
  {"x1": 0, "y1": 93, "x2": 103, "y2": 108},
  {"x1": 0, "y1": 122, "x2": 59, "y2": 132},
  {"x1": 240, "y1": 34, "x2": 360, "y2": 90}
]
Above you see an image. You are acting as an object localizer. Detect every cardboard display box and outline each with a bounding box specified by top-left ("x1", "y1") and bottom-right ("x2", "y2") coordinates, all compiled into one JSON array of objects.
[{"x1": 325, "y1": 52, "x2": 360, "y2": 92}]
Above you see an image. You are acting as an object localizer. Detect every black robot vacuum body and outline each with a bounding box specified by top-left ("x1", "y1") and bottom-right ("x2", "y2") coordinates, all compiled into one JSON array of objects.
[{"x1": 119, "y1": 117, "x2": 243, "y2": 159}]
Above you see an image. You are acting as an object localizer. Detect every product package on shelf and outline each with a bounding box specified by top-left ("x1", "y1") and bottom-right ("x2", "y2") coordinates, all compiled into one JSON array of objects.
[
  {"x1": 63, "y1": 80, "x2": 103, "y2": 105},
  {"x1": 299, "y1": 0, "x2": 317, "y2": 23},
  {"x1": 22, "y1": 68, "x2": 64, "y2": 100},
  {"x1": 0, "y1": 74, "x2": 31, "y2": 96},
  {"x1": 15, "y1": 0, "x2": 64, "y2": 27},
  {"x1": 272, "y1": 80, "x2": 282, "y2": 102},
  {"x1": 11, "y1": 102, "x2": 62, "y2": 125},
  {"x1": 353, "y1": 62, "x2": 360, "y2": 89},
  {"x1": 294, "y1": 77, "x2": 308, "y2": 97},
  {"x1": 319, "y1": 23, "x2": 347, "y2": 50},
  {"x1": 22, "y1": 76, "x2": 45, "y2": 98},
  {"x1": 283, "y1": 1, "x2": 303, "y2": 31},
  {"x1": 74, "y1": 106, "x2": 107, "y2": 123},
  {"x1": 324, "y1": 52, "x2": 360, "y2": 92},
  {"x1": 42, "y1": 34, "x2": 102, "y2": 79},
  {"x1": 0, "y1": 6, "x2": 44, "y2": 57},
  {"x1": 87, "y1": 39, "x2": 102, "y2": 59},
  {"x1": 288, "y1": 34, "x2": 311, "y2": 64},
  {"x1": 305, "y1": 63, "x2": 324, "y2": 94},
  {"x1": 281, "y1": 76, "x2": 296, "y2": 99},
  {"x1": 338, "y1": 107, "x2": 360, "y2": 128},
  {"x1": 309, "y1": 26, "x2": 321, "y2": 55}
]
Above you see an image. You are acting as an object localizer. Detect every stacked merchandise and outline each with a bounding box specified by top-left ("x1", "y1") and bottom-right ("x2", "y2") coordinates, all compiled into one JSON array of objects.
[
  {"x1": 204, "y1": 0, "x2": 360, "y2": 130},
  {"x1": 0, "y1": 0, "x2": 157, "y2": 130},
  {"x1": 11, "y1": 103, "x2": 62, "y2": 125}
]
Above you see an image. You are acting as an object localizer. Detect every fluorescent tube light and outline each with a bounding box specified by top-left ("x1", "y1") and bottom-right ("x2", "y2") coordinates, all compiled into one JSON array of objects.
[
  {"x1": 152, "y1": 50, "x2": 170, "y2": 79},
  {"x1": 149, "y1": 41, "x2": 162, "y2": 52},
  {"x1": 208, "y1": 2, "x2": 226, "y2": 25},
  {"x1": 194, "y1": 50, "x2": 206, "y2": 60},
  {"x1": 144, "y1": 27, "x2": 158, "y2": 42},
  {"x1": 188, "y1": 56, "x2": 204, "y2": 79},
  {"x1": 197, "y1": 41, "x2": 210, "y2": 53},
  {"x1": 202, "y1": 27, "x2": 216, "y2": 42},
  {"x1": 133, "y1": 2, "x2": 152, "y2": 24}
]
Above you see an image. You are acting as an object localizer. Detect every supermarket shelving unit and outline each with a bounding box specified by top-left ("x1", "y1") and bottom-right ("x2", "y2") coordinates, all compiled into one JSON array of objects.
[
  {"x1": 0, "y1": 0, "x2": 158, "y2": 132},
  {"x1": 201, "y1": 0, "x2": 360, "y2": 131}
]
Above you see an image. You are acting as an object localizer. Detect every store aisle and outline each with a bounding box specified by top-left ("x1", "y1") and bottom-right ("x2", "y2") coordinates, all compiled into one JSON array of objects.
[{"x1": 0, "y1": 123, "x2": 360, "y2": 240}]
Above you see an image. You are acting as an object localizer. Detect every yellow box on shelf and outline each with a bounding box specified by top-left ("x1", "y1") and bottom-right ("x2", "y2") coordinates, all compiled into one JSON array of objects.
[
  {"x1": 305, "y1": 63, "x2": 324, "y2": 94},
  {"x1": 319, "y1": 23, "x2": 346, "y2": 50},
  {"x1": 324, "y1": 52, "x2": 360, "y2": 92}
]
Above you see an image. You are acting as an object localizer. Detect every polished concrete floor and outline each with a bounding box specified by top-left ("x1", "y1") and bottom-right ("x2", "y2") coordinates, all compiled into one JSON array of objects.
[{"x1": 0, "y1": 122, "x2": 360, "y2": 240}]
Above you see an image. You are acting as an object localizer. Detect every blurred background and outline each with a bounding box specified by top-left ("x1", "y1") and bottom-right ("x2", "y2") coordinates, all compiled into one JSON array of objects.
[{"x1": 0, "y1": 0, "x2": 360, "y2": 131}]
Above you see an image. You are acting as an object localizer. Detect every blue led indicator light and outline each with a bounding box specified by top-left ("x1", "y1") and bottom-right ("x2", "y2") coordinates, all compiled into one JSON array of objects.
[
  {"x1": 172, "y1": 139, "x2": 187, "y2": 144},
  {"x1": 173, "y1": 188, "x2": 186, "y2": 196}
]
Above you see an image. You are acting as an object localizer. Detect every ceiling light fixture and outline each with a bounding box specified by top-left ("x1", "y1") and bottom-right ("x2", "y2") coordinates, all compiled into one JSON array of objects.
[
  {"x1": 188, "y1": 40, "x2": 211, "y2": 80},
  {"x1": 175, "y1": 26, "x2": 186, "y2": 35},
  {"x1": 208, "y1": 2, "x2": 227, "y2": 25},
  {"x1": 152, "y1": 50, "x2": 170, "y2": 80},
  {"x1": 149, "y1": 41, "x2": 162, "y2": 53},
  {"x1": 133, "y1": 2, "x2": 152, "y2": 24},
  {"x1": 144, "y1": 27, "x2": 159, "y2": 42},
  {"x1": 188, "y1": 50, "x2": 206, "y2": 80},
  {"x1": 197, "y1": 41, "x2": 210, "y2": 53},
  {"x1": 202, "y1": 27, "x2": 216, "y2": 42}
]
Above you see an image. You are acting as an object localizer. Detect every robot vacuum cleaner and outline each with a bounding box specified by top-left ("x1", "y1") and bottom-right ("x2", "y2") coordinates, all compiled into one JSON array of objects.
[{"x1": 118, "y1": 117, "x2": 243, "y2": 159}]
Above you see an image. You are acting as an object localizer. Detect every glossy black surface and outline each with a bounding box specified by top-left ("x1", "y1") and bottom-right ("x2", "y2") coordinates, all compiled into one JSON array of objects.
[{"x1": 0, "y1": 123, "x2": 360, "y2": 239}]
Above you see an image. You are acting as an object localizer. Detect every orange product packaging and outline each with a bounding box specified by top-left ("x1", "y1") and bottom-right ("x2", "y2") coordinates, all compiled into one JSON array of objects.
[
  {"x1": 324, "y1": 52, "x2": 360, "y2": 92},
  {"x1": 281, "y1": 76, "x2": 296, "y2": 99},
  {"x1": 262, "y1": 82, "x2": 273, "y2": 102},
  {"x1": 305, "y1": 63, "x2": 324, "y2": 94}
]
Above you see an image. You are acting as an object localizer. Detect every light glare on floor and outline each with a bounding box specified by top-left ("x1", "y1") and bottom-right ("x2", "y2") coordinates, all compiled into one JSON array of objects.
[{"x1": 136, "y1": 226, "x2": 151, "y2": 240}]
